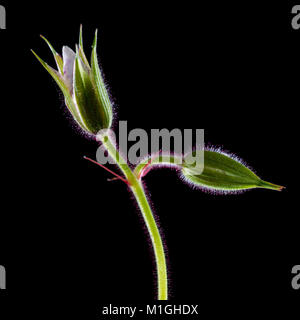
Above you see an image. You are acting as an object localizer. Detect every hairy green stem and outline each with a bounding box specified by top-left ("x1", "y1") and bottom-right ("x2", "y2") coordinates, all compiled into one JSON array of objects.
[
  {"x1": 134, "y1": 154, "x2": 183, "y2": 179},
  {"x1": 100, "y1": 134, "x2": 168, "y2": 300}
]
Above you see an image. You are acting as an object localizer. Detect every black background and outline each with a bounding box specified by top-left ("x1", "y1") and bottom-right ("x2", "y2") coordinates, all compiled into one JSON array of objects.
[{"x1": 0, "y1": 1, "x2": 298, "y2": 318}]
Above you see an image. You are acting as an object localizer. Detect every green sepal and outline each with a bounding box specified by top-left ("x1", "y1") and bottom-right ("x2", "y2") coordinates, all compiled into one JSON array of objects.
[
  {"x1": 91, "y1": 29, "x2": 113, "y2": 129},
  {"x1": 182, "y1": 150, "x2": 283, "y2": 192},
  {"x1": 79, "y1": 24, "x2": 83, "y2": 48},
  {"x1": 73, "y1": 49, "x2": 110, "y2": 134},
  {"x1": 40, "y1": 35, "x2": 64, "y2": 75},
  {"x1": 78, "y1": 25, "x2": 90, "y2": 69},
  {"x1": 31, "y1": 49, "x2": 89, "y2": 131}
]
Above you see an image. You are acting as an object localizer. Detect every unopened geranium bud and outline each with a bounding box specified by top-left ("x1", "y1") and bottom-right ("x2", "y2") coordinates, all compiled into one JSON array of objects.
[
  {"x1": 182, "y1": 150, "x2": 283, "y2": 192},
  {"x1": 32, "y1": 26, "x2": 113, "y2": 135}
]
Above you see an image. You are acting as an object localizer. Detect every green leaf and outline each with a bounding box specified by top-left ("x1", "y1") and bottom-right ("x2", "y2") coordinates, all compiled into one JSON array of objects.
[
  {"x1": 182, "y1": 150, "x2": 283, "y2": 192},
  {"x1": 91, "y1": 29, "x2": 113, "y2": 129}
]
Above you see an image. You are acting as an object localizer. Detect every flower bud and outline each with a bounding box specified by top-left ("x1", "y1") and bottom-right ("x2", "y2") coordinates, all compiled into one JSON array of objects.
[
  {"x1": 182, "y1": 150, "x2": 283, "y2": 192},
  {"x1": 32, "y1": 26, "x2": 113, "y2": 135}
]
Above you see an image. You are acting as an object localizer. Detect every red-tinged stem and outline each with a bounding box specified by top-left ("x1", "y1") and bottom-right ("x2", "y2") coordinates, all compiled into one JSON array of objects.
[{"x1": 83, "y1": 156, "x2": 130, "y2": 185}]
